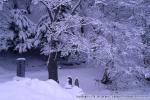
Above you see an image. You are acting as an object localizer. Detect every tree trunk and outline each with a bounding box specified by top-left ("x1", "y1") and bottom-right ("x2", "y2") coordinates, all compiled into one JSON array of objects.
[
  {"x1": 12, "y1": 0, "x2": 18, "y2": 9},
  {"x1": 47, "y1": 52, "x2": 60, "y2": 82}
]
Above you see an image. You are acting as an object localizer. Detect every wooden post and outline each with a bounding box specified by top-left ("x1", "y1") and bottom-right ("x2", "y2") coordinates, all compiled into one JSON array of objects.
[{"x1": 16, "y1": 58, "x2": 26, "y2": 77}]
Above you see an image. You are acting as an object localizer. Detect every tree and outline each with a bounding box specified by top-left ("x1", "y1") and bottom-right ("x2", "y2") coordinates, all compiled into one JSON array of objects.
[
  {"x1": 0, "y1": 9, "x2": 35, "y2": 53},
  {"x1": 93, "y1": 21, "x2": 145, "y2": 89},
  {"x1": 70, "y1": 0, "x2": 146, "y2": 89},
  {"x1": 33, "y1": 0, "x2": 85, "y2": 82},
  {"x1": 9, "y1": 9, "x2": 35, "y2": 53}
]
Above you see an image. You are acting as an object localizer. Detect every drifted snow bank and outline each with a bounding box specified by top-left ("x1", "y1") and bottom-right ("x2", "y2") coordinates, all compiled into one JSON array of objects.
[{"x1": 0, "y1": 77, "x2": 83, "y2": 100}]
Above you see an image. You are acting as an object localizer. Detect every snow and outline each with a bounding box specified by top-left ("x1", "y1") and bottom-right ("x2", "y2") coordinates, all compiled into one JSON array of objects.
[
  {"x1": 0, "y1": 77, "x2": 83, "y2": 100},
  {"x1": 16, "y1": 58, "x2": 26, "y2": 61}
]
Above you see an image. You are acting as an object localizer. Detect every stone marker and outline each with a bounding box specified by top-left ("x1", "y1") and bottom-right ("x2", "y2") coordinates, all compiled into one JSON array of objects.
[
  {"x1": 68, "y1": 76, "x2": 72, "y2": 85},
  {"x1": 16, "y1": 58, "x2": 26, "y2": 77}
]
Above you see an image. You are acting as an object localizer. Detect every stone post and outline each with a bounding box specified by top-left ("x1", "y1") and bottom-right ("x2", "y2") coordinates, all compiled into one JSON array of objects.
[{"x1": 16, "y1": 58, "x2": 26, "y2": 77}]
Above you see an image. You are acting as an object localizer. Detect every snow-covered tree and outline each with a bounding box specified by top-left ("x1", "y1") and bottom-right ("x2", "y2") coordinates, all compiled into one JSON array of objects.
[
  {"x1": 9, "y1": 9, "x2": 35, "y2": 53},
  {"x1": 32, "y1": 0, "x2": 112, "y2": 82},
  {"x1": 0, "y1": 1, "x2": 35, "y2": 53},
  {"x1": 0, "y1": 11, "x2": 12, "y2": 51},
  {"x1": 92, "y1": 0, "x2": 147, "y2": 89},
  {"x1": 58, "y1": 0, "x2": 146, "y2": 89},
  {"x1": 32, "y1": 0, "x2": 86, "y2": 81}
]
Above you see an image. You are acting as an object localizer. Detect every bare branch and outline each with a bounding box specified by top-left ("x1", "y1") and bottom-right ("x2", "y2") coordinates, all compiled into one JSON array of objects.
[
  {"x1": 71, "y1": 0, "x2": 82, "y2": 15},
  {"x1": 40, "y1": 1, "x2": 54, "y2": 22},
  {"x1": 12, "y1": 0, "x2": 18, "y2": 9}
]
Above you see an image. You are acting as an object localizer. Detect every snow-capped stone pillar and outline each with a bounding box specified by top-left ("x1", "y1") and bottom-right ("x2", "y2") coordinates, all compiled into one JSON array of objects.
[{"x1": 16, "y1": 58, "x2": 26, "y2": 77}]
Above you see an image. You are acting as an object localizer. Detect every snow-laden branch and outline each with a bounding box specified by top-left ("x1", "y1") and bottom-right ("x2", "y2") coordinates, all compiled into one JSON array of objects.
[
  {"x1": 40, "y1": 1, "x2": 54, "y2": 22},
  {"x1": 71, "y1": 0, "x2": 81, "y2": 15}
]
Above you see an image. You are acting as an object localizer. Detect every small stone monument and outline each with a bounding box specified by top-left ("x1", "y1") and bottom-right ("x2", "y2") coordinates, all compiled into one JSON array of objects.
[
  {"x1": 65, "y1": 76, "x2": 73, "y2": 89},
  {"x1": 16, "y1": 58, "x2": 26, "y2": 77},
  {"x1": 68, "y1": 76, "x2": 72, "y2": 85},
  {"x1": 74, "y1": 78, "x2": 79, "y2": 87}
]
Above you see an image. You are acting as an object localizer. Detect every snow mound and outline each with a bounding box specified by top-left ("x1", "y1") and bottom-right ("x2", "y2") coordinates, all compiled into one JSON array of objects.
[
  {"x1": 0, "y1": 77, "x2": 83, "y2": 100},
  {"x1": 66, "y1": 86, "x2": 84, "y2": 96}
]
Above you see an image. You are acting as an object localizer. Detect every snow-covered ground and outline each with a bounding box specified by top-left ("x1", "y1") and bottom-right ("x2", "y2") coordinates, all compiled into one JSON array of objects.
[
  {"x1": 0, "y1": 77, "x2": 83, "y2": 100},
  {"x1": 0, "y1": 55, "x2": 150, "y2": 100}
]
